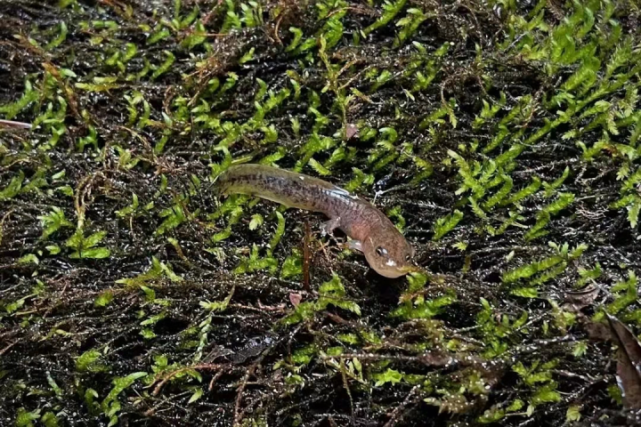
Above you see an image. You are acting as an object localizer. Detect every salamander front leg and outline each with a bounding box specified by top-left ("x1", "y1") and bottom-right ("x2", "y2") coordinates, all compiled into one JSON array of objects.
[
  {"x1": 346, "y1": 239, "x2": 363, "y2": 253},
  {"x1": 321, "y1": 216, "x2": 341, "y2": 236}
]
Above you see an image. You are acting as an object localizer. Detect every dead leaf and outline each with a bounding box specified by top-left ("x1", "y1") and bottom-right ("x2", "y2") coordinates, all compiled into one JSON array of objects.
[
  {"x1": 606, "y1": 313, "x2": 641, "y2": 410},
  {"x1": 289, "y1": 292, "x2": 302, "y2": 307},
  {"x1": 564, "y1": 284, "x2": 600, "y2": 308},
  {"x1": 584, "y1": 319, "x2": 611, "y2": 342},
  {"x1": 345, "y1": 123, "x2": 359, "y2": 140}
]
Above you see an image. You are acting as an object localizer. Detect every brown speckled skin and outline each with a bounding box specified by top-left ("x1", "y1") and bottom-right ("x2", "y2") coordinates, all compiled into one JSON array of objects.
[{"x1": 215, "y1": 164, "x2": 416, "y2": 278}]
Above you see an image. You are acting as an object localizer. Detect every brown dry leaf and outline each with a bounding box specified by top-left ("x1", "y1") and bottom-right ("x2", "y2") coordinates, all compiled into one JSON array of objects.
[
  {"x1": 345, "y1": 123, "x2": 359, "y2": 140},
  {"x1": 584, "y1": 319, "x2": 612, "y2": 342},
  {"x1": 564, "y1": 284, "x2": 600, "y2": 308},
  {"x1": 606, "y1": 314, "x2": 641, "y2": 410},
  {"x1": 289, "y1": 292, "x2": 302, "y2": 307}
]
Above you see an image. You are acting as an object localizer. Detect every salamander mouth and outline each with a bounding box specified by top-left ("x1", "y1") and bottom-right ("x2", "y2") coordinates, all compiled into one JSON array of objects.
[
  {"x1": 376, "y1": 263, "x2": 422, "y2": 278},
  {"x1": 398, "y1": 264, "x2": 422, "y2": 274}
]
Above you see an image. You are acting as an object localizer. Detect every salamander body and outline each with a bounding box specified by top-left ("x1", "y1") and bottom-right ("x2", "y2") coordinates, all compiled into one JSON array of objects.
[{"x1": 215, "y1": 164, "x2": 416, "y2": 278}]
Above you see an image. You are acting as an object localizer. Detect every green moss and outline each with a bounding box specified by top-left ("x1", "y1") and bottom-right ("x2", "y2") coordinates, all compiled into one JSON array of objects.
[{"x1": 2, "y1": 0, "x2": 641, "y2": 424}]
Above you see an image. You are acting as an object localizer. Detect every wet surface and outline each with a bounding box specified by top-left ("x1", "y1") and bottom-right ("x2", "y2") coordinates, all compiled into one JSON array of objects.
[{"x1": 0, "y1": 0, "x2": 640, "y2": 426}]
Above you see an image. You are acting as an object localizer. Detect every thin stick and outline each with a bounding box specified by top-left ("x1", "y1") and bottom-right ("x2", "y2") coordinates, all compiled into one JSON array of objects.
[
  {"x1": 208, "y1": 369, "x2": 225, "y2": 391},
  {"x1": 322, "y1": 352, "x2": 458, "y2": 368},
  {"x1": 383, "y1": 385, "x2": 421, "y2": 427},
  {"x1": 339, "y1": 358, "x2": 356, "y2": 426},
  {"x1": 0, "y1": 341, "x2": 17, "y2": 356},
  {"x1": 302, "y1": 220, "x2": 311, "y2": 292},
  {"x1": 0, "y1": 119, "x2": 31, "y2": 129},
  {"x1": 233, "y1": 356, "x2": 263, "y2": 426},
  {"x1": 152, "y1": 363, "x2": 230, "y2": 395}
]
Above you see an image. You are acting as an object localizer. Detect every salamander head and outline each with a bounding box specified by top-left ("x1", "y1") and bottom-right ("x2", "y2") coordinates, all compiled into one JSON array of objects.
[{"x1": 362, "y1": 231, "x2": 418, "y2": 278}]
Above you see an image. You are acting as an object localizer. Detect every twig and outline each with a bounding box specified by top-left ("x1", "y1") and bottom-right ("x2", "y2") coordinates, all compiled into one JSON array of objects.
[
  {"x1": 0, "y1": 341, "x2": 18, "y2": 356},
  {"x1": 0, "y1": 209, "x2": 15, "y2": 247},
  {"x1": 74, "y1": 172, "x2": 106, "y2": 230},
  {"x1": 0, "y1": 119, "x2": 31, "y2": 129},
  {"x1": 273, "y1": 14, "x2": 284, "y2": 46},
  {"x1": 383, "y1": 385, "x2": 422, "y2": 427},
  {"x1": 322, "y1": 352, "x2": 461, "y2": 370},
  {"x1": 339, "y1": 358, "x2": 356, "y2": 426},
  {"x1": 510, "y1": 335, "x2": 577, "y2": 356},
  {"x1": 42, "y1": 62, "x2": 83, "y2": 123},
  {"x1": 302, "y1": 220, "x2": 312, "y2": 292},
  {"x1": 233, "y1": 355, "x2": 264, "y2": 427},
  {"x1": 202, "y1": 0, "x2": 224, "y2": 25},
  {"x1": 230, "y1": 302, "x2": 285, "y2": 314},
  {"x1": 152, "y1": 363, "x2": 230, "y2": 395},
  {"x1": 208, "y1": 369, "x2": 225, "y2": 391}
]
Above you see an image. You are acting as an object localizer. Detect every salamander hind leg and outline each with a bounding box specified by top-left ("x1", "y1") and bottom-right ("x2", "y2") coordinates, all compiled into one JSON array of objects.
[{"x1": 321, "y1": 216, "x2": 341, "y2": 236}]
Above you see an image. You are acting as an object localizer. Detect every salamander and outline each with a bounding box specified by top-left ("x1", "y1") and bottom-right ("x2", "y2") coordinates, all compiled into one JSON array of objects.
[{"x1": 214, "y1": 164, "x2": 417, "y2": 278}]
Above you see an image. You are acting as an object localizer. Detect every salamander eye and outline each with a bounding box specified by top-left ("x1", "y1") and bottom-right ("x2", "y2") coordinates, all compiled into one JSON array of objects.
[
  {"x1": 405, "y1": 254, "x2": 411, "y2": 261},
  {"x1": 375, "y1": 247, "x2": 388, "y2": 257}
]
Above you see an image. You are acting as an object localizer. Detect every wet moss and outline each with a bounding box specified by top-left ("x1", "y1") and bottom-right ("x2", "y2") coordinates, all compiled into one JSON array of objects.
[{"x1": 1, "y1": 0, "x2": 641, "y2": 426}]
